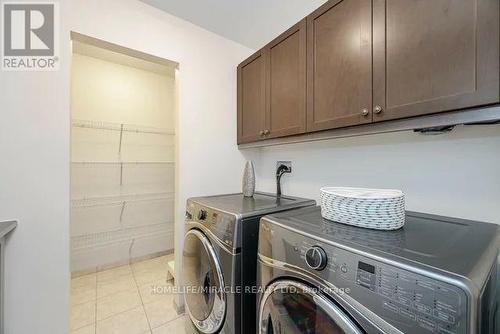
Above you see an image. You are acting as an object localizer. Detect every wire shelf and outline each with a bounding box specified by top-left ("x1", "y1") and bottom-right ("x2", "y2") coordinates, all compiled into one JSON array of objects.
[
  {"x1": 71, "y1": 191, "x2": 174, "y2": 208},
  {"x1": 72, "y1": 119, "x2": 175, "y2": 136},
  {"x1": 71, "y1": 223, "x2": 174, "y2": 250},
  {"x1": 71, "y1": 161, "x2": 175, "y2": 165},
  {"x1": 71, "y1": 118, "x2": 176, "y2": 269}
]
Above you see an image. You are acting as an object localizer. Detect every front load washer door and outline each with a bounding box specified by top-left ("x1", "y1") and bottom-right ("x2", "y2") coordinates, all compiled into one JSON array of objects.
[
  {"x1": 183, "y1": 229, "x2": 226, "y2": 334},
  {"x1": 259, "y1": 280, "x2": 363, "y2": 334}
]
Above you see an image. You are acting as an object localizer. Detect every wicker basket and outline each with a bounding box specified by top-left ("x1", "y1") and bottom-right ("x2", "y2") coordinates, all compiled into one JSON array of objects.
[{"x1": 320, "y1": 187, "x2": 405, "y2": 230}]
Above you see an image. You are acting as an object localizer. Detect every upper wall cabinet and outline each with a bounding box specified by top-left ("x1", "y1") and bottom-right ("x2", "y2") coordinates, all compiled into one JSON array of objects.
[
  {"x1": 266, "y1": 20, "x2": 307, "y2": 139},
  {"x1": 237, "y1": 0, "x2": 500, "y2": 145},
  {"x1": 372, "y1": 0, "x2": 500, "y2": 121},
  {"x1": 237, "y1": 50, "x2": 266, "y2": 144},
  {"x1": 307, "y1": 0, "x2": 373, "y2": 132},
  {"x1": 237, "y1": 20, "x2": 307, "y2": 144}
]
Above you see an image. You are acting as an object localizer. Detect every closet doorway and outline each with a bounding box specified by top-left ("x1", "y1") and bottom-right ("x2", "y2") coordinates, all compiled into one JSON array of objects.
[{"x1": 70, "y1": 33, "x2": 178, "y2": 277}]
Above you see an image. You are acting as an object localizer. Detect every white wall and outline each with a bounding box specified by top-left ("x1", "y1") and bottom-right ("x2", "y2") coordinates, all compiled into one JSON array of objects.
[
  {"x1": 0, "y1": 0, "x2": 71, "y2": 333},
  {"x1": 248, "y1": 124, "x2": 500, "y2": 224},
  {"x1": 71, "y1": 53, "x2": 175, "y2": 128},
  {"x1": 0, "y1": 0, "x2": 252, "y2": 333}
]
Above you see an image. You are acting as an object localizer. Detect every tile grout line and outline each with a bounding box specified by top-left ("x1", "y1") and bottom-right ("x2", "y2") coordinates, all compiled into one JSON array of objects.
[
  {"x1": 131, "y1": 264, "x2": 154, "y2": 333},
  {"x1": 69, "y1": 274, "x2": 96, "y2": 332},
  {"x1": 70, "y1": 274, "x2": 99, "y2": 332},
  {"x1": 94, "y1": 273, "x2": 98, "y2": 334},
  {"x1": 151, "y1": 314, "x2": 184, "y2": 330},
  {"x1": 94, "y1": 266, "x2": 143, "y2": 322},
  {"x1": 94, "y1": 304, "x2": 143, "y2": 323},
  {"x1": 72, "y1": 257, "x2": 173, "y2": 333},
  {"x1": 132, "y1": 256, "x2": 182, "y2": 332}
]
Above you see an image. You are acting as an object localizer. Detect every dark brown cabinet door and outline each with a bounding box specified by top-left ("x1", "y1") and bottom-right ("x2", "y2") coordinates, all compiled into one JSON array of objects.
[
  {"x1": 373, "y1": 0, "x2": 500, "y2": 122},
  {"x1": 265, "y1": 19, "x2": 307, "y2": 139},
  {"x1": 237, "y1": 51, "x2": 266, "y2": 144},
  {"x1": 307, "y1": 0, "x2": 373, "y2": 132}
]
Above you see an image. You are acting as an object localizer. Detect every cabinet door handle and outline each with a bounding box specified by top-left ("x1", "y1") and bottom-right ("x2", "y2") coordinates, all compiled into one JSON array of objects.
[
  {"x1": 374, "y1": 105, "x2": 383, "y2": 114},
  {"x1": 264, "y1": 129, "x2": 270, "y2": 135},
  {"x1": 361, "y1": 108, "x2": 369, "y2": 116}
]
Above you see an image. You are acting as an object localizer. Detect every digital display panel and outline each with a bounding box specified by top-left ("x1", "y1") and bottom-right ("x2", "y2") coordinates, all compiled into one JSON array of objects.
[{"x1": 358, "y1": 261, "x2": 375, "y2": 274}]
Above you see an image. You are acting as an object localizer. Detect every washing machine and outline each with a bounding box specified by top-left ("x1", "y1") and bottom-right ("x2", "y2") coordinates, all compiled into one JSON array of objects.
[
  {"x1": 257, "y1": 206, "x2": 500, "y2": 334},
  {"x1": 182, "y1": 192, "x2": 315, "y2": 334}
]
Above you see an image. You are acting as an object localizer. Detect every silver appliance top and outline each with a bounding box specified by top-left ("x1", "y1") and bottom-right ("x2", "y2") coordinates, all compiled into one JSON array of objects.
[
  {"x1": 186, "y1": 192, "x2": 315, "y2": 251},
  {"x1": 188, "y1": 192, "x2": 315, "y2": 220},
  {"x1": 263, "y1": 206, "x2": 500, "y2": 288}
]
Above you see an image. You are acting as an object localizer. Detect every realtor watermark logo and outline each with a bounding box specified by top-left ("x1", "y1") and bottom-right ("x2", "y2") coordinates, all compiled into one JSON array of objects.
[{"x1": 1, "y1": 2, "x2": 59, "y2": 71}]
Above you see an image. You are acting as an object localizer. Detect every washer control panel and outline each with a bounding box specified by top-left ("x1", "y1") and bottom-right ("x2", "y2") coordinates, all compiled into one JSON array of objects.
[
  {"x1": 352, "y1": 260, "x2": 464, "y2": 334},
  {"x1": 305, "y1": 246, "x2": 328, "y2": 270},
  {"x1": 296, "y1": 239, "x2": 467, "y2": 334},
  {"x1": 186, "y1": 201, "x2": 237, "y2": 249}
]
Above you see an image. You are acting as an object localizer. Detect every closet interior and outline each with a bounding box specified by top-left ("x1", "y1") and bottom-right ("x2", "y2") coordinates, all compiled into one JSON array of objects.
[{"x1": 70, "y1": 37, "x2": 177, "y2": 274}]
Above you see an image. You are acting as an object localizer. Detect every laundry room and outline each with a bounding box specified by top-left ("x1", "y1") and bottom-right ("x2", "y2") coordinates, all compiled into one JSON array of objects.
[{"x1": 0, "y1": 1, "x2": 499, "y2": 334}]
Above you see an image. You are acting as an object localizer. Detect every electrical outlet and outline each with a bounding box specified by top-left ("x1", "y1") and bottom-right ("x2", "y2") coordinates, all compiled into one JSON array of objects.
[{"x1": 276, "y1": 161, "x2": 292, "y2": 172}]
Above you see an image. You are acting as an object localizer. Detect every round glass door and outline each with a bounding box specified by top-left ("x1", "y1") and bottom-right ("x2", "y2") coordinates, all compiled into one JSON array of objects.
[
  {"x1": 259, "y1": 280, "x2": 363, "y2": 334},
  {"x1": 183, "y1": 229, "x2": 226, "y2": 334}
]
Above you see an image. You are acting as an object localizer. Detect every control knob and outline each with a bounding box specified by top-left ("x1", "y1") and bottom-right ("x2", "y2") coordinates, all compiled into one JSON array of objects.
[
  {"x1": 305, "y1": 246, "x2": 327, "y2": 270},
  {"x1": 198, "y1": 210, "x2": 208, "y2": 221}
]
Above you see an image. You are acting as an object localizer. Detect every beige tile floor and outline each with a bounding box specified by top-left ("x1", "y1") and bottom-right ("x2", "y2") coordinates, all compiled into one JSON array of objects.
[{"x1": 71, "y1": 254, "x2": 185, "y2": 334}]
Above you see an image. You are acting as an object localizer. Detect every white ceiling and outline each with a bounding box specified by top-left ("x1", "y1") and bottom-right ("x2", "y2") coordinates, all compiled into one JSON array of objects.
[{"x1": 140, "y1": 0, "x2": 327, "y2": 49}]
